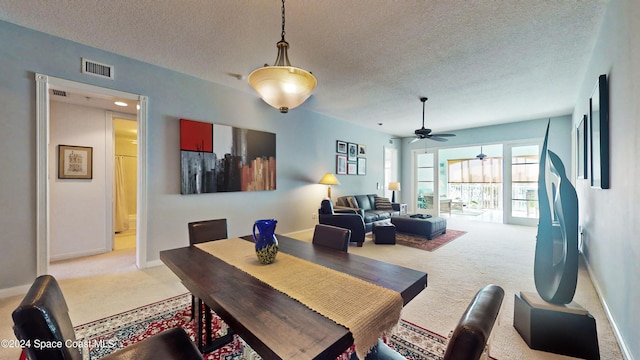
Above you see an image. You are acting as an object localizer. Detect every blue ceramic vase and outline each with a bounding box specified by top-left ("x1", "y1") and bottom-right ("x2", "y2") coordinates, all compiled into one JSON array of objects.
[{"x1": 252, "y1": 219, "x2": 278, "y2": 264}]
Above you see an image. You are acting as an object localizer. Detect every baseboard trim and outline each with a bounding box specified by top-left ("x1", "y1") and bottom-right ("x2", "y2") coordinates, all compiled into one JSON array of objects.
[
  {"x1": 50, "y1": 248, "x2": 109, "y2": 262},
  {"x1": 583, "y1": 255, "x2": 633, "y2": 359},
  {"x1": 0, "y1": 283, "x2": 31, "y2": 299},
  {"x1": 283, "y1": 228, "x2": 314, "y2": 236},
  {"x1": 144, "y1": 259, "x2": 164, "y2": 268}
]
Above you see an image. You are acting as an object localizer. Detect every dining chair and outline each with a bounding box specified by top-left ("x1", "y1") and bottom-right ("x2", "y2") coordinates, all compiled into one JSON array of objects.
[
  {"x1": 187, "y1": 218, "x2": 228, "y2": 320},
  {"x1": 12, "y1": 275, "x2": 204, "y2": 360},
  {"x1": 312, "y1": 224, "x2": 351, "y2": 252},
  {"x1": 187, "y1": 218, "x2": 235, "y2": 352}
]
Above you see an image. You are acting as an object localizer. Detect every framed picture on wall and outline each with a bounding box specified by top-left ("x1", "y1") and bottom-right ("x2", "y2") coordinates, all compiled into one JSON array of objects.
[
  {"x1": 577, "y1": 115, "x2": 588, "y2": 179},
  {"x1": 336, "y1": 140, "x2": 347, "y2": 154},
  {"x1": 347, "y1": 161, "x2": 357, "y2": 175},
  {"x1": 336, "y1": 155, "x2": 347, "y2": 175},
  {"x1": 58, "y1": 145, "x2": 93, "y2": 179},
  {"x1": 357, "y1": 157, "x2": 366, "y2": 175},
  {"x1": 347, "y1": 143, "x2": 358, "y2": 161},
  {"x1": 589, "y1": 74, "x2": 609, "y2": 189},
  {"x1": 358, "y1": 144, "x2": 367, "y2": 156}
]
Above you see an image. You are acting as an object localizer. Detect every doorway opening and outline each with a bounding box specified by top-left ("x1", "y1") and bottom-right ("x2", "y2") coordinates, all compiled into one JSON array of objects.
[
  {"x1": 113, "y1": 116, "x2": 138, "y2": 252},
  {"x1": 36, "y1": 74, "x2": 148, "y2": 278}
]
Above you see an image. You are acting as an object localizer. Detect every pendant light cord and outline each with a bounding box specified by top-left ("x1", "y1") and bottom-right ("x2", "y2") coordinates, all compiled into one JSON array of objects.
[{"x1": 281, "y1": 0, "x2": 286, "y2": 41}]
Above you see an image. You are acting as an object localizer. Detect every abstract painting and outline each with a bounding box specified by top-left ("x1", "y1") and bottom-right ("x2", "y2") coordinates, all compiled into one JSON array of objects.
[{"x1": 180, "y1": 119, "x2": 276, "y2": 194}]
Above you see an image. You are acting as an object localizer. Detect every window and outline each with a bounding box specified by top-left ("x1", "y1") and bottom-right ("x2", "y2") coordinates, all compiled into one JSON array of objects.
[
  {"x1": 416, "y1": 152, "x2": 435, "y2": 211},
  {"x1": 511, "y1": 147, "x2": 539, "y2": 218},
  {"x1": 447, "y1": 157, "x2": 503, "y2": 209}
]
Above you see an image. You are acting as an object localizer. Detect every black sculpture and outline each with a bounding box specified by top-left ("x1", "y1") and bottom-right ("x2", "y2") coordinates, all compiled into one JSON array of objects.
[{"x1": 534, "y1": 121, "x2": 579, "y2": 304}]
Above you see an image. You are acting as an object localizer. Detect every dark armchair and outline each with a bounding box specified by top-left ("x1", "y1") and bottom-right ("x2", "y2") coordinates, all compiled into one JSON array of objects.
[{"x1": 318, "y1": 199, "x2": 366, "y2": 247}]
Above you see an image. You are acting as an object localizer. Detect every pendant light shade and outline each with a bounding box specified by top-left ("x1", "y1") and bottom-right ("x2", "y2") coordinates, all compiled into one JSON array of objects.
[
  {"x1": 248, "y1": 66, "x2": 317, "y2": 113},
  {"x1": 248, "y1": 0, "x2": 317, "y2": 113}
]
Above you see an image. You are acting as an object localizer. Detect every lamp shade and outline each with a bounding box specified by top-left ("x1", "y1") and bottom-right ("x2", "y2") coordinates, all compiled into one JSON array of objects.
[
  {"x1": 319, "y1": 173, "x2": 340, "y2": 185},
  {"x1": 248, "y1": 66, "x2": 317, "y2": 113},
  {"x1": 388, "y1": 182, "x2": 401, "y2": 191}
]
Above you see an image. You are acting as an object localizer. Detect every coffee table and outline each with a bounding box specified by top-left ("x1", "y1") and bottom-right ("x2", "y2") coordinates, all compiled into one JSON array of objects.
[{"x1": 391, "y1": 214, "x2": 447, "y2": 239}]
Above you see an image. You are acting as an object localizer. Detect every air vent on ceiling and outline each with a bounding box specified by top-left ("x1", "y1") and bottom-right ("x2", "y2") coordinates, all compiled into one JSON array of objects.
[
  {"x1": 81, "y1": 58, "x2": 114, "y2": 80},
  {"x1": 51, "y1": 89, "x2": 68, "y2": 97}
]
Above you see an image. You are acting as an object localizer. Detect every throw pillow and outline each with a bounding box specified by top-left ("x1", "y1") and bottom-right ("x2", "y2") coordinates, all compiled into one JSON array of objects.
[
  {"x1": 346, "y1": 196, "x2": 359, "y2": 208},
  {"x1": 375, "y1": 197, "x2": 393, "y2": 210}
]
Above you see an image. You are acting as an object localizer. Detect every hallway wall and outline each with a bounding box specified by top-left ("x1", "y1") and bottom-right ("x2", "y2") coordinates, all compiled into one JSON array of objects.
[{"x1": 49, "y1": 101, "x2": 110, "y2": 260}]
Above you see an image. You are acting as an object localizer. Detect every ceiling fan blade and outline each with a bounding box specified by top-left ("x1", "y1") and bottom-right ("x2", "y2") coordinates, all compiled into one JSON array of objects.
[
  {"x1": 430, "y1": 133, "x2": 456, "y2": 137},
  {"x1": 409, "y1": 137, "x2": 420, "y2": 144},
  {"x1": 428, "y1": 136, "x2": 449, "y2": 142}
]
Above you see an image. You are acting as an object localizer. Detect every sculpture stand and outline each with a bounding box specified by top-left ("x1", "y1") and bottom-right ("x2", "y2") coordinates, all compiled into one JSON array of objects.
[{"x1": 514, "y1": 291, "x2": 600, "y2": 360}]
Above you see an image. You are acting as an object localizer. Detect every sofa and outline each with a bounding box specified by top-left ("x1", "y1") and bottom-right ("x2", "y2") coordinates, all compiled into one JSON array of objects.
[{"x1": 335, "y1": 194, "x2": 400, "y2": 232}]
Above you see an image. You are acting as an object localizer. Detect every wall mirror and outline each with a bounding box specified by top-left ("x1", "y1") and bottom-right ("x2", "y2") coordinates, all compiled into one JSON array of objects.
[{"x1": 589, "y1": 74, "x2": 609, "y2": 189}]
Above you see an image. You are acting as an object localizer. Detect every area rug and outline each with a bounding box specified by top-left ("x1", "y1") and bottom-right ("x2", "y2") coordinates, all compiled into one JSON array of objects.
[
  {"x1": 367, "y1": 229, "x2": 467, "y2": 252},
  {"x1": 67, "y1": 293, "x2": 493, "y2": 360}
]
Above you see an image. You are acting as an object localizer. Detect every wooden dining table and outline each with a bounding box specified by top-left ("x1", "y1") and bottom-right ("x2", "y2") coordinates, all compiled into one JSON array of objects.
[{"x1": 160, "y1": 234, "x2": 427, "y2": 359}]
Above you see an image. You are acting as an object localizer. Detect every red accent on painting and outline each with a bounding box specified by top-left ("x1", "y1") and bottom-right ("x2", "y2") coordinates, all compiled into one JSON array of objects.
[{"x1": 180, "y1": 119, "x2": 213, "y2": 152}]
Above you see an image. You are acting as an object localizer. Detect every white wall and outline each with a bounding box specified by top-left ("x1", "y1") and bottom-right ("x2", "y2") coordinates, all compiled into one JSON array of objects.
[
  {"x1": 572, "y1": 0, "x2": 639, "y2": 357},
  {"x1": 49, "y1": 102, "x2": 110, "y2": 260}
]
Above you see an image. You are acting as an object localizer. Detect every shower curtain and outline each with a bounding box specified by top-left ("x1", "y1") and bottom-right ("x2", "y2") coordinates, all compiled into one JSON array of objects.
[{"x1": 114, "y1": 156, "x2": 129, "y2": 233}]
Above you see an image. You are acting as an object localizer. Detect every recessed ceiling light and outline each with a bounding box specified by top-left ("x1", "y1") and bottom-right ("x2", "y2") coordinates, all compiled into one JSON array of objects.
[{"x1": 114, "y1": 101, "x2": 128, "y2": 107}]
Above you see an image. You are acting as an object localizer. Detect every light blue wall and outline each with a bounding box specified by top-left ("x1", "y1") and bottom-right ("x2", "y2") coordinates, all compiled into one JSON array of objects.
[
  {"x1": 0, "y1": 20, "x2": 398, "y2": 290},
  {"x1": 572, "y1": 0, "x2": 639, "y2": 358}
]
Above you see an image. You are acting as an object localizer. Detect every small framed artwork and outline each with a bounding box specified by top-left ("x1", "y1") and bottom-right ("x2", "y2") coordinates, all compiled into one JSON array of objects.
[
  {"x1": 358, "y1": 144, "x2": 367, "y2": 157},
  {"x1": 357, "y1": 157, "x2": 366, "y2": 175},
  {"x1": 336, "y1": 155, "x2": 347, "y2": 175},
  {"x1": 347, "y1": 143, "x2": 358, "y2": 161},
  {"x1": 58, "y1": 145, "x2": 93, "y2": 179},
  {"x1": 577, "y1": 114, "x2": 587, "y2": 179},
  {"x1": 336, "y1": 140, "x2": 347, "y2": 154},
  {"x1": 347, "y1": 161, "x2": 357, "y2": 175}
]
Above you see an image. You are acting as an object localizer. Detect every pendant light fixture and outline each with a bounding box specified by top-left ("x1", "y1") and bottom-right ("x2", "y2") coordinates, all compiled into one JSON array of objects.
[{"x1": 248, "y1": 0, "x2": 317, "y2": 113}]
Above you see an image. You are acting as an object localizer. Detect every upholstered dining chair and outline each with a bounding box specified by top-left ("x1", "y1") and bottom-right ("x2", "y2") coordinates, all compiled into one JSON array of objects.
[
  {"x1": 312, "y1": 224, "x2": 351, "y2": 252},
  {"x1": 187, "y1": 218, "x2": 228, "y2": 320},
  {"x1": 187, "y1": 218, "x2": 234, "y2": 351},
  {"x1": 12, "y1": 275, "x2": 204, "y2": 360}
]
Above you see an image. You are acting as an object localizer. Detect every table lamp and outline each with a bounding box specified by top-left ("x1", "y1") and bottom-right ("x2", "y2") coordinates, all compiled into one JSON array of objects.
[
  {"x1": 319, "y1": 173, "x2": 340, "y2": 200},
  {"x1": 388, "y1": 182, "x2": 401, "y2": 202}
]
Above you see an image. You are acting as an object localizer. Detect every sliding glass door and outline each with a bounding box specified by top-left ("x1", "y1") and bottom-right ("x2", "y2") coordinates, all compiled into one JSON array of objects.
[
  {"x1": 413, "y1": 150, "x2": 438, "y2": 216},
  {"x1": 504, "y1": 144, "x2": 540, "y2": 226}
]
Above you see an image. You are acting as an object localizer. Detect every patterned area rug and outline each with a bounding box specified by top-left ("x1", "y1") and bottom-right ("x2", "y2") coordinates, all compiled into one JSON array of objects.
[
  {"x1": 69, "y1": 293, "x2": 492, "y2": 360},
  {"x1": 368, "y1": 229, "x2": 467, "y2": 252}
]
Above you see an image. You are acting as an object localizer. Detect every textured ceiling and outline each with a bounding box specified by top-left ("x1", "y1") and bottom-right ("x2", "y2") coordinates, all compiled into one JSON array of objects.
[{"x1": 0, "y1": 1, "x2": 607, "y2": 137}]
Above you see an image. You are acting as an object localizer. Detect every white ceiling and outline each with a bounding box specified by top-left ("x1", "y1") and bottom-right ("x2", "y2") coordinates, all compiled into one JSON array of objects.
[{"x1": 0, "y1": 1, "x2": 607, "y2": 137}]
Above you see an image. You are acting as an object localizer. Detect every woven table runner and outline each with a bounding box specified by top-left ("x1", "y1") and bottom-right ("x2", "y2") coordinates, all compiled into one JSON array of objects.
[{"x1": 196, "y1": 238, "x2": 403, "y2": 358}]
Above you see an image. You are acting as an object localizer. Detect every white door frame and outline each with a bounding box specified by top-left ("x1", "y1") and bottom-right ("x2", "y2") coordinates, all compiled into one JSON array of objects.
[
  {"x1": 411, "y1": 148, "x2": 439, "y2": 216},
  {"x1": 503, "y1": 141, "x2": 543, "y2": 226},
  {"x1": 383, "y1": 146, "x2": 399, "y2": 200},
  {"x1": 35, "y1": 73, "x2": 149, "y2": 274}
]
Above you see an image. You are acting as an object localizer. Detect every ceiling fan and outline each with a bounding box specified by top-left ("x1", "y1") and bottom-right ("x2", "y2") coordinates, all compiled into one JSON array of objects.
[
  {"x1": 409, "y1": 97, "x2": 456, "y2": 144},
  {"x1": 476, "y1": 146, "x2": 487, "y2": 160}
]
